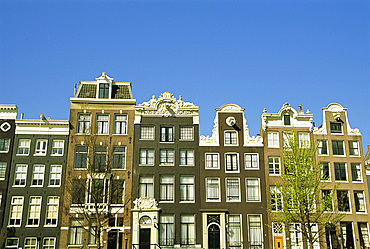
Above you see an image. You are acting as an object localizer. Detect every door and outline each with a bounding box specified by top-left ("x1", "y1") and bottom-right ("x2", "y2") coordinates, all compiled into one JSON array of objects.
[
  {"x1": 274, "y1": 236, "x2": 284, "y2": 249},
  {"x1": 108, "y1": 230, "x2": 123, "y2": 249},
  {"x1": 208, "y1": 224, "x2": 220, "y2": 249},
  {"x1": 140, "y1": 228, "x2": 151, "y2": 249}
]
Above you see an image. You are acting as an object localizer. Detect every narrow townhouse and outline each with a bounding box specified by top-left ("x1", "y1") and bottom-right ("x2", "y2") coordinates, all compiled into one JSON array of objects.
[
  {"x1": 199, "y1": 104, "x2": 268, "y2": 249},
  {"x1": 0, "y1": 113, "x2": 69, "y2": 249},
  {"x1": 131, "y1": 92, "x2": 201, "y2": 249},
  {"x1": 313, "y1": 103, "x2": 370, "y2": 249},
  {"x1": 0, "y1": 105, "x2": 17, "y2": 233},
  {"x1": 59, "y1": 73, "x2": 135, "y2": 249}
]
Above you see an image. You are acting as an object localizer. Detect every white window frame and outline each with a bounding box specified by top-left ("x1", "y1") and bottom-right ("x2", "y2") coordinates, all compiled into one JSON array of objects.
[
  {"x1": 140, "y1": 126, "x2": 155, "y2": 140},
  {"x1": 179, "y1": 126, "x2": 194, "y2": 141},
  {"x1": 77, "y1": 113, "x2": 91, "y2": 134},
  {"x1": 226, "y1": 178, "x2": 241, "y2": 202},
  {"x1": 180, "y1": 175, "x2": 195, "y2": 202},
  {"x1": 332, "y1": 140, "x2": 345, "y2": 156},
  {"x1": 31, "y1": 165, "x2": 45, "y2": 187},
  {"x1": 298, "y1": 132, "x2": 310, "y2": 148},
  {"x1": 225, "y1": 153, "x2": 239, "y2": 173},
  {"x1": 27, "y1": 196, "x2": 42, "y2": 227},
  {"x1": 112, "y1": 146, "x2": 126, "y2": 169},
  {"x1": 337, "y1": 190, "x2": 351, "y2": 213},
  {"x1": 159, "y1": 175, "x2": 174, "y2": 203},
  {"x1": 34, "y1": 139, "x2": 48, "y2": 156},
  {"x1": 139, "y1": 149, "x2": 155, "y2": 166},
  {"x1": 205, "y1": 153, "x2": 219, "y2": 169},
  {"x1": 270, "y1": 186, "x2": 283, "y2": 212},
  {"x1": 160, "y1": 126, "x2": 174, "y2": 142},
  {"x1": 318, "y1": 140, "x2": 329, "y2": 156},
  {"x1": 45, "y1": 196, "x2": 59, "y2": 226},
  {"x1": 247, "y1": 214, "x2": 264, "y2": 248},
  {"x1": 0, "y1": 162, "x2": 6, "y2": 180},
  {"x1": 321, "y1": 162, "x2": 331, "y2": 182},
  {"x1": 358, "y1": 223, "x2": 370, "y2": 248},
  {"x1": 268, "y1": 156, "x2": 281, "y2": 176},
  {"x1": 17, "y1": 139, "x2": 31, "y2": 156},
  {"x1": 224, "y1": 131, "x2": 238, "y2": 146},
  {"x1": 14, "y1": 164, "x2": 27, "y2": 187},
  {"x1": 159, "y1": 215, "x2": 175, "y2": 246},
  {"x1": 160, "y1": 149, "x2": 174, "y2": 166},
  {"x1": 8, "y1": 196, "x2": 24, "y2": 227},
  {"x1": 246, "y1": 178, "x2": 261, "y2": 202},
  {"x1": 289, "y1": 223, "x2": 303, "y2": 249},
  {"x1": 206, "y1": 177, "x2": 220, "y2": 202},
  {"x1": 354, "y1": 190, "x2": 366, "y2": 213},
  {"x1": 69, "y1": 219, "x2": 84, "y2": 245},
  {"x1": 114, "y1": 114, "x2": 128, "y2": 135},
  {"x1": 267, "y1": 131, "x2": 279, "y2": 148},
  {"x1": 180, "y1": 149, "x2": 194, "y2": 166},
  {"x1": 283, "y1": 131, "x2": 293, "y2": 148},
  {"x1": 348, "y1": 140, "x2": 360, "y2": 157},
  {"x1": 43, "y1": 238, "x2": 56, "y2": 249},
  {"x1": 228, "y1": 214, "x2": 242, "y2": 248},
  {"x1": 5, "y1": 238, "x2": 19, "y2": 249},
  {"x1": 245, "y1": 153, "x2": 259, "y2": 170},
  {"x1": 334, "y1": 162, "x2": 348, "y2": 182},
  {"x1": 180, "y1": 215, "x2": 195, "y2": 245},
  {"x1": 96, "y1": 114, "x2": 109, "y2": 135},
  {"x1": 24, "y1": 237, "x2": 37, "y2": 249},
  {"x1": 0, "y1": 138, "x2": 10, "y2": 153},
  {"x1": 49, "y1": 165, "x2": 62, "y2": 187},
  {"x1": 139, "y1": 176, "x2": 154, "y2": 198},
  {"x1": 351, "y1": 163, "x2": 362, "y2": 182},
  {"x1": 51, "y1": 140, "x2": 64, "y2": 156}
]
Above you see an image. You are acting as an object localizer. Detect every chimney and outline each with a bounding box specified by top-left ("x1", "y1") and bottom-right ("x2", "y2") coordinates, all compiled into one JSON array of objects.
[{"x1": 20, "y1": 113, "x2": 24, "y2": 119}]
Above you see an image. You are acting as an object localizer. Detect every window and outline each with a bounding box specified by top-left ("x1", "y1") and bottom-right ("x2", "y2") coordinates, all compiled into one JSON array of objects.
[
  {"x1": 245, "y1": 153, "x2": 258, "y2": 169},
  {"x1": 72, "y1": 179, "x2": 85, "y2": 204},
  {"x1": 45, "y1": 196, "x2": 59, "y2": 226},
  {"x1": 5, "y1": 239, "x2": 19, "y2": 249},
  {"x1": 226, "y1": 178, "x2": 240, "y2": 202},
  {"x1": 289, "y1": 224, "x2": 303, "y2": 249},
  {"x1": 74, "y1": 145, "x2": 87, "y2": 169},
  {"x1": 35, "y1": 139, "x2": 47, "y2": 155},
  {"x1": 69, "y1": 219, "x2": 83, "y2": 245},
  {"x1": 9, "y1": 196, "x2": 23, "y2": 226},
  {"x1": 77, "y1": 113, "x2": 91, "y2": 134},
  {"x1": 318, "y1": 140, "x2": 328, "y2": 155},
  {"x1": 322, "y1": 190, "x2": 333, "y2": 211},
  {"x1": 225, "y1": 153, "x2": 239, "y2": 172},
  {"x1": 114, "y1": 114, "x2": 127, "y2": 134},
  {"x1": 267, "y1": 131, "x2": 279, "y2": 148},
  {"x1": 246, "y1": 178, "x2": 260, "y2": 202},
  {"x1": 248, "y1": 215, "x2": 263, "y2": 248},
  {"x1": 31, "y1": 165, "x2": 45, "y2": 186},
  {"x1": 160, "y1": 175, "x2": 174, "y2": 202},
  {"x1": 358, "y1": 223, "x2": 370, "y2": 248},
  {"x1": 354, "y1": 191, "x2": 366, "y2": 213},
  {"x1": 140, "y1": 126, "x2": 155, "y2": 140},
  {"x1": 332, "y1": 140, "x2": 344, "y2": 155},
  {"x1": 206, "y1": 178, "x2": 220, "y2": 201},
  {"x1": 43, "y1": 238, "x2": 56, "y2": 249},
  {"x1": 0, "y1": 138, "x2": 10, "y2": 152},
  {"x1": 87, "y1": 178, "x2": 108, "y2": 204},
  {"x1": 49, "y1": 165, "x2": 62, "y2": 186},
  {"x1": 93, "y1": 146, "x2": 107, "y2": 172},
  {"x1": 330, "y1": 122, "x2": 342, "y2": 134},
  {"x1": 96, "y1": 114, "x2": 109, "y2": 134},
  {"x1": 111, "y1": 180, "x2": 124, "y2": 204},
  {"x1": 298, "y1": 132, "x2": 310, "y2": 148},
  {"x1": 51, "y1": 140, "x2": 64, "y2": 156},
  {"x1": 139, "y1": 176, "x2": 154, "y2": 198},
  {"x1": 89, "y1": 221, "x2": 101, "y2": 245},
  {"x1": 268, "y1": 156, "x2": 281, "y2": 175},
  {"x1": 180, "y1": 215, "x2": 195, "y2": 245},
  {"x1": 160, "y1": 149, "x2": 174, "y2": 165},
  {"x1": 228, "y1": 215, "x2": 242, "y2": 249},
  {"x1": 17, "y1": 139, "x2": 31, "y2": 155},
  {"x1": 322, "y1": 162, "x2": 330, "y2": 181},
  {"x1": 0, "y1": 162, "x2": 6, "y2": 179},
  {"x1": 180, "y1": 176, "x2": 194, "y2": 202},
  {"x1": 139, "y1": 149, "x2": 154, "y2": 166},
  {"x1": 348, "y1": 141, "x2": 360, "y2": 156},
  {"x1": 283, "y1": 132, "x2": 293, "y2": 148},
  {"x1": 351, "y1": 163, "x2": 362, "y2": 182},
  {"x1": 24, "y1": 238, "x2": 37, "y2": 249},
  {"x1": 340, "y1": 222, "x2": 355, "y2": 248},
  {"x1": 180, "y1": 149, "x2": 194, "y2": 166},
  {"x1": 205, "y1": 153, "x2": 219, "y2": 169},
  {"x1": 98, "y1": 83, "x2": 109, "y2": 98},
  {"x1": 27, "y1": 196, "x2": 41, "y2": 226},
  {"x1": 14, "y1": 165, "x2": 27, "y2": 186},
  {"x1": 334, "y1": 163, "x2": 347, "y2": 181},
  {"x1": 180, "y1": 127, "x2": 193, "y2": 140},
  {"x1": 160, "y1": 127, "x2": 174, "y2": 142},
  {"x1": 225, "y1": 131, "x2": 238, "y2": 145},
  {"x1": 337, "y1": 190, "x2": 350, "y2": 212},
  {"x1": 160, "y1": 215, "x2": 174, "y2": 246},
  {"x1": 270, "y1": 186, "x2": 282, "y2": 212},
  {"x1": 284, "y1": 114, "x2": 291, "y2": 125},
  {"x1": 112, "y1": 146, "x2": 126, "y2": 169}
]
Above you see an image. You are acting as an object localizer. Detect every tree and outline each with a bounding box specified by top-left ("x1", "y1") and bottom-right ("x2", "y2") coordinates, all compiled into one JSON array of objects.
[
  {"x1": 270, "y1": 132, "x2": 343, "y2": 249},
  {"x1": 64, "y1": 132, "x2": 131, "y2": 249}
]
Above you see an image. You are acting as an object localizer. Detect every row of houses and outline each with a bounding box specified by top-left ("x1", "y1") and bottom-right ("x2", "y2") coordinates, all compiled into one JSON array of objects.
[{"x1": 0, "y1": 73, "x2": 369, "y2": 249}]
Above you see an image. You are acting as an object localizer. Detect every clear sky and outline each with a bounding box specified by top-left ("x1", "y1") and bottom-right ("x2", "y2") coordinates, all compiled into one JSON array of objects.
[{"x1": 1, "y1": 0, "x2": 369, "y2": 152}]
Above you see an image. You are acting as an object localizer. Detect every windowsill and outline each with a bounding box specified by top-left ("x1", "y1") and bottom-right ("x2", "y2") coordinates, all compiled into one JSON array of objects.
[
  {"x1": 205, "y1": 167, "x2": 220, "y2": 170},
  {"x1": 269, "y1": 174, "x2": 282, "y2": 176},
  {"x1": 30, "y1": 185, "x2": 44, "y2": 187},
  {"x1": 76, "y1": 133, "x2": 90, "y2": 135},
  {"x1": 330, "y1": 132, "x2": 344, "y2": 135},
  {"x1": 206, "y1": 200, "x2": 221, "y2": 202},
  {"x1": 246, "y1": 200, "x2": 261, "y2": 203},
  {"x1": 159, "y1": 201, "x2": 175, "y2": 203},
  {"x1": 0, "y1": 151, "x2": 9, "y2": 153},
  {"x1": 318, "y1": 154, "x2": 329, "y2": 156},
  {"x1": 48, "y1": 185, "x2": 61, "y2": 187},
  {"x1": 356, "y1": 211, "x2": 367, "y2": 214},
  {"x1": 180, "y1": 200, "x2": 195, "y2": 203},
  {"x1": 224, "y1": 144, "x2": 239, "y2": 146},
  {"x1": 160, "y1": 141, "x2": 175, "y2": 143},
  {"x1": 352, "y1": 181, "x2": 363, "y2": 183},
  {"x1": 267, "y1": 146, "x2": 280, "y2": 149},
  {"x1": 180, "y1": 165, "x2": 194, "y2": 167},
  {"x1": 7, "y1": 225, "x2": 21, "y2": 228},
  {"x1": 225, "y1": 171, "x2": 240, "y2": 173},
  {"x1": 44, "y1": 224, "x2": 58, "y2": 227},
  {"x1": 349, "y1": 155, "x2": 361, "y2": 157},
  {"x1": 160, "y1": 164, "x2": 174, "y2": 166},
  {"x1": 112, "y1": 134, "x2": 128, "y2": 136},
  {"x1": 335, "y1": 180, "x2": 348, "y2": 183},
  {"x1": 25, "y1": 225, "x2": 40, "y2": 227},
  {"x1": 139, "y1": 164, "x2": 154, "y2": 167},
  {"x1": 245, "y1": 167, "x2": 259, "y2": 170},
  {"x1": 179, "y1": 139, "x2": 194, "y2": 141},
  {"x1": 12, "y1": 185, "x2": 26, "y2": 187},
  {"x1": 333, "y1": 155, "x2": 346, "y2": 157},
  {"x1": 51, "y1": 154, "x2": 64, "y2": 157},
  {"x1": 226, "y1": 200, "x2": 241, "y2": 203},
  {"x1": 139, "y1": 138, "x2": 155, "y2": 141},
  {"x1": 33, "y1": 154, "x2": 46, "y2": 156},
  {"x1": 68, "y1": 245, "x2": 83, "y2": 247},
  {"x1": 16, "y1": 154, "x2": 29, "y2": 156},
  {"x1": 96, "y1": 134, "x2": 109, "y2": 136},
  {"x1": 112, "y1": 168, "x2": 126, "y2": 170},
  {"x1": 73, "y1": 168, "x2": 87, "y2": 170}
]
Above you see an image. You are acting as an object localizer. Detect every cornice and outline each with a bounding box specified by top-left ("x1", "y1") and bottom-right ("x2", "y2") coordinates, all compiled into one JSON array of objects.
[{"x1": 70, "y1": 98, "x2": 136, "y2": 104}]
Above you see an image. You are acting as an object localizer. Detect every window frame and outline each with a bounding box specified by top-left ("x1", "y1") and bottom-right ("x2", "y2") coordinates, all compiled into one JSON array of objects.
[
  {"x1": 298, "y1": 132, "x2": 310, "y2": 148},
  {"x1": 180, "y1": 149, "x2": 194, "y2": 166},
  {"x1": 318, "y1": 140, "x2": 328, "y2": 156},
  {"x1": 245, "y1": 153, "x2": 259, "y2": 170},
  {"x1": 351, "y1": 163, "x2": 362, "y2": 182},
  {"x1": 283, "y1": 131, "x2": 293, "y2": 148},
  {"x1": 77, "y1": 113, "x2": 91, "y2": 134},
  {"x1": 332, "y1": 140, "x2": 345, "y2": 156},
  {"x1": 139, "y1": 149, "x2": 155, "y2": 166},
  {"x1": 112, "y1": 146, "x2": 126, "y2": 170},
  {"x1": 159, "y1": 175, "x2": 175, "y2": 202},
  {"x1": 267, "y1": 131, "x2": 279, "y2": 148},
  {"x1": 98, "y1": 83, "x2": 110, "y2": 98},
  {"x1": 45, "y1": 196, "x2": 59, "y2": 226},
  {"x1": 8, "y1": 196, "x2": 24, "y2": 227},
  {"x1": 43, "y1": 238, "x2": 56, "y2": 249},
  {"x1": 49, "y1": 165, "x2": 62, "y2": 187},
  {"x1": 159, "y1": 215, "x2": 175, "y2": 246},
  {"x1": 224, "y1": 131, "x2": 238, "y2": 146},
  {"x1": 96, "y1": 114, "x2": 110, "y2": 135},
  {"x1": 14, "y1": 164, "x2": 27, "y2": 187},
  {"x1": 69, "y1": 219, "x2": 84, "y2": 245},
  {"x1": 354, "y1": 190, "x2": 366, "y2": 213},
  {"x1": 228, "y1": 214, "x2": 242, "y2": 249},
  {"x1": 180, "y1": 215, "x2": 195, "y2": 245},
  {"x1": 270, "y1": 186, "x2": 283, "y2": 212},
  {"x1": 159, "y1": 149, "x2": 174, "y2": 166},
  {"x1": 0, "y1": 162, "x2": 6, "y2": 180},
  {"x1": 330, "y1": 122, "x2": 343, "y2": 134},
  {"x1": 114, "y1": 114, "x2": 128, "y2": 135},
  {"x1": 51, "y1": 140, "x2": 64, "y2": 156},
  {"x1": 0, "y1": 138, "x2": 10, "y2": 153},
  {"x1": 206, "y1": 177, "x2": 220, "y2": 202},
  {"x1": 321, "y1": 162, "x2": 331, "y2": 182},
  {"x1": 160, "y1": 126, "x2": 174, "y2": 142},
  {"x1": 246, "y1": 178, "x2": 261, "y2": 202},
  {"x1": 268, "y1": 156, "x2": 281, "y2": 176},
  {"x1": 179, "y1": 126, "x2": 194, "y2": 141},
  {"x1": 205, "y1": 153, "x2": 219, "y2": 169},
  {"x1": 247, "y1": 214, "x2": 264, "y2": 248},
  {"x1": 139, "y1": 176, "x2": 154, "y2": 198},
  {"x1": 34, "y1": 139, "x2": 48, "y2": 156},
  {"x1": 334, "y1": 162, "x2": 347, "y2": 182},
  {"x1": 17, "y1": 139, "x2": 31, "y2": 156},
  {"x1": 140, "y1": 126, "x2": 155, "y2": 140},
  {"x1": 31, "y1": 165, "x2": 45, "y2": 187},
  {"x1": 348, "y1": 140, "x2": 360, "y2": 157},
  {"x1": 5, "y1": 238, "x2": 19, "y2": 249},
  {"x1": 337, "y1": 190, "x2": 351, "y2": 213},
  {"x1": 180, "y1": 175, "x2": 195, "y2": 202},
  {"x1": 226, "y1": 178, "x2": 241, "y2": 202},
  {"x1": 225, "y1": 153, "x2": 239, "y2": 173},
  {"x1": 74, "y1": 145, "x2": 87, "y2": 169},
  {"x1": 24, "y1": 237, "x2": 37, "y2": 249},
  {"x1": 27, "y1": 196, "x2": 42, "y2": 227}
]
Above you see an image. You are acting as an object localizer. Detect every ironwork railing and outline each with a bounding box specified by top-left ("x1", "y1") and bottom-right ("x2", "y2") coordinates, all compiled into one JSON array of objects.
[{"x1": 132, "y1": 244, "x2": 161, "y2": 249}]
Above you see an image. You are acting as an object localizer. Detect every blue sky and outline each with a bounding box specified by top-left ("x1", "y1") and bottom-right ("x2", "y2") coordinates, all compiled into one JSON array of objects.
[{"x1": 1, "y1": 0, "x2": 369, "y2": 152}]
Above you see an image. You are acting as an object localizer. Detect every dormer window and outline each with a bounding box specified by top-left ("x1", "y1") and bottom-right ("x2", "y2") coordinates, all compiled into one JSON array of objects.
[
  {"x1": 98, "y1": 83, "x2": 109, "y2": 98},
  {"x1": 330, "y1": 122, "x2": 342, "y2": 134},
  {"x1": 283, "y1": 114, "x2": 291, "y2": 126}
]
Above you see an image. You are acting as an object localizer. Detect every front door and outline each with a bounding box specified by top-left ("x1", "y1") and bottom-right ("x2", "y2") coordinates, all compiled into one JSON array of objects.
[
  {"x1": 108, "y1": 230, "x2": 123, "y2": 249},
  {"x1": 140, "y1": 228, "x2": 151, "y2": 249},
  {"x1": 274, "y1": 236, "x2": 284, "y2": 249},
  {"x1": 208, "y1": 224, "x2": 220, "y2": 249}
]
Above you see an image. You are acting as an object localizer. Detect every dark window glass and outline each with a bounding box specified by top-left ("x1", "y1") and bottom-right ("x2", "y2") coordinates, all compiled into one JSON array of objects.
[
  {"x1": 111, "y1": 180, "x2": 124, "y2": 204},
  {"x1": 337, "y1": 190, "x2": 350, "y2": 212},
  {"x1": 330, "y1": 122, "x2": 342, "y2": 133},
  {"x1": 160, "y1": 127, "x2": 174, "y2": 142},
  {"x1": 334, "y1": 163, "x2": 346, "y2": 181},
  {"x1": 98, "y1": 83, "x2": 109, "y2": 98},
  {"x1": 72, "y1": 179, "x2": 85, "y2": 204},
  {"x1": 284, "y1": 115, "x2": 291, "y2": 125},
  {"x1": 74, "y1": 146, "x2": 87, "y2": 168},
  {"x1": 332, "y1": 140, "x2": 344, "y2": 155},
  {"x1": 322, "y1": 162, "x2": 330, "y2": 180}
]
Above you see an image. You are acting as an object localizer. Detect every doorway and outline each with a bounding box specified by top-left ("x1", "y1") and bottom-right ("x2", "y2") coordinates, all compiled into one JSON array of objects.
[
  {"x1": 108, "y1": 230, "x2": 123, "y2": 249},
  {"x1": 208, "y1": 224, "x2": 220, "y2": 249},
  {"x1": 140, "y1": 228, "x2": 151, "y2": 249},
  {"x1": 274, "y1": 236, "x2": 284, "y2": 249}
]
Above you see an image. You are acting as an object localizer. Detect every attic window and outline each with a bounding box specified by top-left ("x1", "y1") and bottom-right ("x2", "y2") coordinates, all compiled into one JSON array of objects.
[
  {"x1": 98, "y1": 83, "x2": 109, "y2": 99},
  {"x1": 283, "y1": 114, "x2": 291, "y2": 126},
  {"x1": 330, "y1": 122, "x2": 342, "y2": 134}
]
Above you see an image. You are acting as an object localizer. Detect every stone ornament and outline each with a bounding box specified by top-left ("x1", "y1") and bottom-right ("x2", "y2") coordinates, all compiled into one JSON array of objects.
[{"x1": 133, "y1": 197, "x2": 159, "y2": 210}]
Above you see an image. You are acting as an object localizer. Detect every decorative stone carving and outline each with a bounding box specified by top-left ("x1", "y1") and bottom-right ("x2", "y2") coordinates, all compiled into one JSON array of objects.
[
  {"x1": 216, "y1": 103, "x2": 244, "y2": 112},
  {"x1": 226, "y1": 117, "x2": 236, "y2": 126},
  {"x1": 136, "y1": 92, "x2": 199, "y2": 117},
  {"x1": 133, "y1": 197, "x2": 158, "y2": 210}
]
